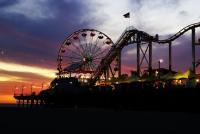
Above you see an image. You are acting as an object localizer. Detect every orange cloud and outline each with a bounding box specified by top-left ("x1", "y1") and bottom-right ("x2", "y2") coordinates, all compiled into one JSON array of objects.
[
  {"x1": 0, "y1": 95, "x2": 16, "y2": 104},
  {"x1": 0, "y1": 61, "x2": 56, "y2": 78}
]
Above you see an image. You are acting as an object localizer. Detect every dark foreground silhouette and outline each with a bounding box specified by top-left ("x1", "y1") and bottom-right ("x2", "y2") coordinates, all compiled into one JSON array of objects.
[
  {"x1": 14, "y1": 77, "x2": 200, "y2": 113},
  {"x1": 1, "y1": 105, "x2": 200, "y2": 134},
  {"x1": 4, "y1": 76, "x2": 200, "y2": 133}
]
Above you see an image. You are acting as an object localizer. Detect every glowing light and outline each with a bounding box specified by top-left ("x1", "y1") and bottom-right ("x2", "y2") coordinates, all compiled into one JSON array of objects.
[
  {"x1": 159, "y1": 59, "x2": 164, "y2": 63},
  {"x1": 84, "y1": 79, "x2": 88, "y2": 83},
  {"x1": 155, "y1": 71, "x2": 159, "y2": 77},
  {"x1": 196, "y1": 79, "x2": 200, "y2": 83},
  {"x1": 155, "y1": 71, "x2": 158, "y2": 74},
  {"x1": 0, "y1": 61, "x2": 56, "y2": 78}
]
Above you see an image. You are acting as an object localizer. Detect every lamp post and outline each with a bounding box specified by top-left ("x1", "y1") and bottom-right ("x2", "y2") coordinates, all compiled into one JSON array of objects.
[
  {"x1": 158, "y1": 59, "x2": 164, "y2": 70},
  {"x1": 158, "y1": 59, "x2": 164, "y2": 79}
]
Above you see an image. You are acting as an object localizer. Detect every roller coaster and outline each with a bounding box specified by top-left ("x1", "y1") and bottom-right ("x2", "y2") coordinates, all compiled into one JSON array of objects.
[{"x1": 89, "y1": 22, "x2": 200, "y2": 85}]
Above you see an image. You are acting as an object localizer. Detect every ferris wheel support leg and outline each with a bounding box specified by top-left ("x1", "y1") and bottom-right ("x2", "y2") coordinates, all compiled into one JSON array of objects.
[
  {"x1": 104, "y1": 70, "x2": 107, "y2": 81},
  {"x1": 192, "y1": 28, "x2": 196, "y2": 74}
]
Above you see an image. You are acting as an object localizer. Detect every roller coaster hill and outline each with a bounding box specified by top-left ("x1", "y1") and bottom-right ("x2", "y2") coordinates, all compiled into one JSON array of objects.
[{"x1": 14, "y1": 22, "x2": 200, "y2": 110}]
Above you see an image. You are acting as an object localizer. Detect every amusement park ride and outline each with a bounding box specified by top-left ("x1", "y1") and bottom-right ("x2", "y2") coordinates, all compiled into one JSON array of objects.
[
  {"x1": 14, "y1": 22, "x2": 200, "y2": 108},
  {"x1": 57, "y1": 22, "x2": 200, "y2": 85}
]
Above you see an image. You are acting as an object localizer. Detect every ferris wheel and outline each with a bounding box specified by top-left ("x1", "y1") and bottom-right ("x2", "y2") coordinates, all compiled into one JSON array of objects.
[{"x1": 57, "y1": 29, "x2": 114, "y2": 77}]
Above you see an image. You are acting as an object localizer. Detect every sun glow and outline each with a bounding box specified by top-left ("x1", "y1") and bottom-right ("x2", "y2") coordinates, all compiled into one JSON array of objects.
[
  {"x1": 0, "y1": 95, "x2": 16, "y2": 104},
  {"x1": 0, "y1": 61, "x2": 56, "y2": 78},
  {"x1": 0, "y1": 76, "x2": 22, "y2": 82}
]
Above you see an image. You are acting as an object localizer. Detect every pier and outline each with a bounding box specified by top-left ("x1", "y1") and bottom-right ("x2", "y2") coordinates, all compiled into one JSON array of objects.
[{"x1": 14, "y1": 92, "x2": 45, "y2": 107}]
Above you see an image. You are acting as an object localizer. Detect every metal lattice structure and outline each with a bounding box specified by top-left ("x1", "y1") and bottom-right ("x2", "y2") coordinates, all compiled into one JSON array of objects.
[{"x1": 90, "y1": 26, "x2": 156, "y2": 84}]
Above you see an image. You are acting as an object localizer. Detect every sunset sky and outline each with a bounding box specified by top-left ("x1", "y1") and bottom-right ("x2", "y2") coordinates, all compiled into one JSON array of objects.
[{"x1": 0, "y1": 0, "x2": 200, "y2": 103}]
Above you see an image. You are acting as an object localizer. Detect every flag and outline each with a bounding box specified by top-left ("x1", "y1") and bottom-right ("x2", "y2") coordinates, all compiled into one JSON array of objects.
[{"x1": 123, "y1": 12, "x2": 130, "y2": 18}]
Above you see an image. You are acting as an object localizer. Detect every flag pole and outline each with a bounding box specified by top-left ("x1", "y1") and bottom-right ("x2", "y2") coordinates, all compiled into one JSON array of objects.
[
  {"x1": 123, "y1": 12, "x2": 131, "y2": 30},
  {"x1": 129, "y1": 12, "x2": 131, "y2": 29}
]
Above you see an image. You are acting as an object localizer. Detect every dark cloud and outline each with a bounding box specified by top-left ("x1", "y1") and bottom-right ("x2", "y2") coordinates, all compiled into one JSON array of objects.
[
  {"x1": 0, "y1": 0, "x2": 18, "y2": 8},
  {"x1": 0, "y1": 0, "x2": 91, "y2": 69}
]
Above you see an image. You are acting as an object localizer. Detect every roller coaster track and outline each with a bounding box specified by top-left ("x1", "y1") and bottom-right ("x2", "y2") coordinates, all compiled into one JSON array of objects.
[
  {"x1": 157, "y1": 22, "x2": 200, "y2": 43},
  {"x1": 90, "y1": 22, "x2": 200, "y2": 85},
  {"x1": 90, "y1": 27, "x2": 154, "y2": 85}
]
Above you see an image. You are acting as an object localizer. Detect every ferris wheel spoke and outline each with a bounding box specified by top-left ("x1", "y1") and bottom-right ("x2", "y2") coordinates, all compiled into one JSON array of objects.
[
  {"x1": 77, "y1": 37, "x2": 86, "y2": 53},
  {"x1": 93, "y1": 55, "x2": 107, "y2": 61},
  {"x1": 64, "y1": 59, "x2": 81, "y2": 65},
  {"x1": 93, "y1": 49, "x2": 109, "y2": 58},
  {"x1": 65, "y1": 47, "x2": 82, "y2": 57},
  {"x1": 91, "y1": 37, "x2": 100, "y2": 55},
  {"x1": 92, "y1": 60, "x2": 101, "y2": 66},
  {"x1": 63, "y1": 55, "x2": 81, "y2": 60},
  {"x1": 71, "y1": 42, "x2": 84, "y2": 57},
  {"x1": 93, "y1": 57, "x2": 102, "y2": 61},
  {"x1": 88, "y1": 36, "x2": 94, "y2": 54},
  {"x1": 92, "y1": 46, "x2": 102, "y2": 56},
  {"x1": 63, "y1": 55, "x2": 82, "y2": 63},
  {"x1": 93, "y1": 56, "x2": 106, "y2": 61},
  {"x1": 83, "y1": 36, "x2": 88, "y2": 54}
]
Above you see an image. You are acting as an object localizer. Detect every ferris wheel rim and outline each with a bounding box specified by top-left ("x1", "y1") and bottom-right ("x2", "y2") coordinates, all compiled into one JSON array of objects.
[{"x1": 61, "y1": 29, "x2": 114, "y2": 45}]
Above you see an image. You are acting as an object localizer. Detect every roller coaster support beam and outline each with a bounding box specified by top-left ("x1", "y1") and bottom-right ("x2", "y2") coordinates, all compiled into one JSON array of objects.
[
  {"x1": 109, "y1": 65, "x2": 114, "y2": 77},
  {"x1": 169, "y1": 41, "x2": 172, "y2": 72},
  {"x1": 192, "y1": 28, "x2": 196, "y2": 74},
  {"x1": 137, "y1": 36, "x2": 141, "y2": 77},
  {"x1": 148, "y1": 41, "x2": 152, "y2": 76},
  {"x1": 118, "y1": 50, "x2": 122, "y2": 77}
]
